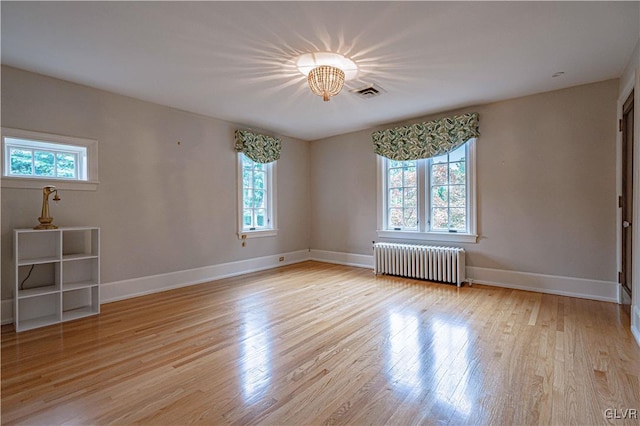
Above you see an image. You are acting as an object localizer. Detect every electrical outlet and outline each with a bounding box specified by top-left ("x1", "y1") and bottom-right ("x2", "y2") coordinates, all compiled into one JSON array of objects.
[{"x1": 279, "y1": 256, "x2": 285, "y2": 262}]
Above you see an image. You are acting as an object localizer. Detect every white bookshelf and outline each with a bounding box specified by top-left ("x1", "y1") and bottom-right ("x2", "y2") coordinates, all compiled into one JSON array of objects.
[{"x1": 14, "y1": 227, "x2": 100, "y2": 332}]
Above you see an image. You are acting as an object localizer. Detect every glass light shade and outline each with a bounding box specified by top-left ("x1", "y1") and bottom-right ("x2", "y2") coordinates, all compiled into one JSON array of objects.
[{"x1": 308, "y1": 66, "x2": 345, "y2": 102}]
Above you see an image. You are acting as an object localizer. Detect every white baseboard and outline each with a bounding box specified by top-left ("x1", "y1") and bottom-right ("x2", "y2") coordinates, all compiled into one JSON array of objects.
[
  {"x1": 466, "y1": 266, "x2": 619, "y2": 303},
  {"x1": 632, "y1": 305, "x2": 640, "y2": 347},
  {"x1": 309, "y1": 249, "x2": 374, "y2": 269},
  {"x1": 0, "y1": 251, "x2": 625, "y2": 327},
  {"x1": 1, "y1": 250, "x2": 310, "y2": 325},
  {"x1": 101, "y1": 249, "x2": 310, "y2": 303}
]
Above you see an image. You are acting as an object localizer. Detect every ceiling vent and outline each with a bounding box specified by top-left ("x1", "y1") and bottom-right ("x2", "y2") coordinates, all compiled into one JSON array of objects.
[{"x1": 349, "y1": 83, "x2": 385, "y2": 99}]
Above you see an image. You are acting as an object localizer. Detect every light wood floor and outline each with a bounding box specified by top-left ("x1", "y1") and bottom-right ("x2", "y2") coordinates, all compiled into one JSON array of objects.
[{"x1": 2, "y1": 261, "x2": 639, "y2": 425}]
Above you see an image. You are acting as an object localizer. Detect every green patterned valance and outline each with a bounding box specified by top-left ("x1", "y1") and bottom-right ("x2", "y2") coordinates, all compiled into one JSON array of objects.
[
  {"x1": 372, "y1": 112, "x2": 479, "y2": 161},
  {"x1": 234, "y1": 130, "x2": 281, "y2": 163}
]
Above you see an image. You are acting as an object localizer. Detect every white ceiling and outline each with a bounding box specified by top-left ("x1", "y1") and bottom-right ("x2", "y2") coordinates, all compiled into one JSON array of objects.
[{"x1": 1, "y1": 1, "x2": 638, "y2": 141}]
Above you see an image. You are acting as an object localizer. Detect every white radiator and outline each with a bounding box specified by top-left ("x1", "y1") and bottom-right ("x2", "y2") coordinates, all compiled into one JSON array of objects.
[{"x1": 373, "y1": 242, "x2": 466, "y2": 287}]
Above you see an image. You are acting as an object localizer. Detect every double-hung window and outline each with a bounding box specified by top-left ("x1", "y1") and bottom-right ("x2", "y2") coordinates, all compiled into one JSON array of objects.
[
  {"x1": 429, "y1": 144, "x2": 469, "y2": 232},
  {"x1": 237, "y1": 153, "x2": 277, "y2": 238},
  {"x1": 387, "y1": 159, "x2": 419, "y2": 230},
  {"x1": 378, "y1": 139, "x2": 477, "y2": 243},
  {"x1": 234, "y1": 129, "x2": 280, "y2": 239},
  {"x1": 2, "y1": 128, "x2": 98, "y2": 190}
]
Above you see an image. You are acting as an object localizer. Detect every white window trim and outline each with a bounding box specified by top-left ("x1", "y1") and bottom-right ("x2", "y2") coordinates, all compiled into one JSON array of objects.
[
  {"x1": 236, "y1": 153, "x2": 278, "y2": 239},
  {"x1": 376, "y1": 139, "x2": 477, "y2": 244},
  {"x1": 1, "y1": 127, "x2": 98, "y2": 191}
]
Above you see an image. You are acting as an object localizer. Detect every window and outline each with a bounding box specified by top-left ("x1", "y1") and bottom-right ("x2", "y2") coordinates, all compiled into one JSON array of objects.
[
  {"x1": 2, "y1": 128, "x2": 98, "y2": 190},
  {"x1": 237, "y1": 153, "x2": 277, "y2": 238},
  {"x1": 387, "y1": 159, "x2": 418, "y2": 230},
  {"x1": 378, "y1": 139, "x2": 477, "y2": 243},
  {"x1": 6, "y1": 139, "x2": 84, "y2": 180},
  {"x1": 430, "y1": 146, "x2": 468, "y2": 232}
]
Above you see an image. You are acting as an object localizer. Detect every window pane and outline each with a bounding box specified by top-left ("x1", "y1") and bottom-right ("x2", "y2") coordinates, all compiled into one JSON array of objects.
[
  {"x1": 450, "y1": 208, "x2": 466, "y2": 230},
  {"x1": 56, "y1": 153, "x2": 76, "y2": 178},
  {"x1": 253, "y1": 162, "x2": 264, "y2": 171},
  {"x1": 389, "y1": 188, "x2": 403, "y2": 207},
  {"x1": 449, "y1": 145, "x2": 466, "y2": 162},
  {"x1": 431, "y1": 186, "x2": 448, "y2": 207},
  {"x1": 243, "y1": 189, "x2": 253, "y2": 208},
  {"x1": 403, "y1": 208, "x2": 418, "y2": 229},
  {"x1": 431, "y1": 164, "x2": 448, "y2": 185},
  {"x1": 388, "y1": 168, "x2": 403, "y2": 188},
  {"x1": 404, "y1": 166, "x2": 416, "y2": 187},
  {"x1": 255, "y1": 209, "x2": 266, "y2": 227},
  {"x1": 10, "y1": 148, "x2": 33, "y2": 175},
  {"x1": 389, "y1": 160, "x2": 404, "y2": 168},
  {"x1": 253, "y1": 171, "x2": 265, "y2": 190},
  {"x1": 253, "y1": 190, "x2": 265, "y2": 208},
  {"x1": 243, "y1": 209, "x2": 253, "y2": 227},
  {"x1": 34, "y1": 151, "x2": 55, "y2": 176},
  {"x1": 432, "y1": 153, "x2": 447, "y2": 164},
  {"x1": 404, "y1": 187, "x2": 417, "y2": 207},
  {"x1": 449, "y1": 185, "x2": 466, "y2": 207},
  {"x1": 449, "y1": 162, "x2": 465, "y2": 184},
  {"x1": 432, "y1": 207, "x2": 448, "y2": 229},
  {"x1": 243, "y1": 169, "x2": 252, "y2": 188},
  {"x1": 242, "y1": 155, "x2": 254, "y2": 168},
  {"x1": 389, "y1": 208, "x2": 403, "y2": 228}
]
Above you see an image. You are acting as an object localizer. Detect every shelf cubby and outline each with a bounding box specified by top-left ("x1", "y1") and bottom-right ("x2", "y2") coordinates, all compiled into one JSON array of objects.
[
  {"x1": 62, "y1": 258, "x2": 99, "y2": 288},
  {"x1": 17, "y1": 293, "x2": 61, "y2": 331},
  {"x1": 17, "y1": 262, "x2": 61, "y2": 297},
  {"x1": 62, "y1": 228, "x2": 99, "y2": 258},
  {"x1": 62, "y1": 287, "x2": 99, "y2": 322},
  {"x1": 15, "y1": 229, "x2": 61, "y2": 265}
]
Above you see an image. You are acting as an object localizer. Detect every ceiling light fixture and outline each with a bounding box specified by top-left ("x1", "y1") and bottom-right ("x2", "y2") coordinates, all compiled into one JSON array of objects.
[
  {"x1": 296, "y1": 52, "x2": 358, "y2": 102},
  {"x1": 308, "y1": 66, "x2": 345, "y2": 102}
]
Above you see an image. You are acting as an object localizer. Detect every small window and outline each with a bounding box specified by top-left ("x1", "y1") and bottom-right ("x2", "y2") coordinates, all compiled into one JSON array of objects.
[
  {"x1": 6, "y1": 139, "x2": 84, "y2": 180},
  {"x1": 2, "y1": 128, "x2": 98, "y2": 190},
  {"x1": 237, "y1": 153, "x2": 277, "y2": 238}
]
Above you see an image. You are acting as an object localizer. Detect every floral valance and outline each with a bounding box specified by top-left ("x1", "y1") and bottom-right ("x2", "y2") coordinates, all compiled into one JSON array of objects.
[
  {"x1": 372, "y1": 112, "x2": 479, "y2": 161},
  {"x1": 234, "y1": 130, "x2": 281, "y2": 163}
]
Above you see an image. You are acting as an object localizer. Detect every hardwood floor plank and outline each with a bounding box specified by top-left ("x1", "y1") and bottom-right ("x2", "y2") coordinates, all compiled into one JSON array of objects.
[{"x1": 2, "y1": 261, "x2": 639, "y2": 425}]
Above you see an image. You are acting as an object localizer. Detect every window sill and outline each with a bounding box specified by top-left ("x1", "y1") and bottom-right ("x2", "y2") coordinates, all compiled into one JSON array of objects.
[
  {"x1": 376, "y1": 230, "x2": 478, "y2": 244},
  {"x1": 2, "y1": 177, "x2": 99, "y2": 191},
  {"x1": 238, "y1": 229, "x2": 278, "y2": 239}
]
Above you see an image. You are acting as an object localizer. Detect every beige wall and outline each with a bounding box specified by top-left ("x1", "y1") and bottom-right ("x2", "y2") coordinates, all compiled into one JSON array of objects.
[
  {"x1": 1, "y1": 66, "x2": 310, "y2": 300},
  {"x1": 620, "y1": 39, "x2": 639, "y2": 94},
  {"x1": 310, "y1": 79, "x2": 619, "y2": 282},
  {"x1": 0, "y1": 66, "x2": 620, "y2": 302}
]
